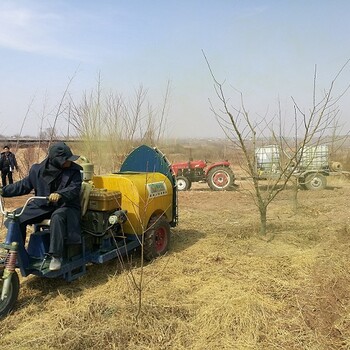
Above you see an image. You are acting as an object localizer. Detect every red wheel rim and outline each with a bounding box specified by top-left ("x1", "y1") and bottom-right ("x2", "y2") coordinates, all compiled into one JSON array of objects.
[
  {"x1": 212, "y1": 171, "x2": 229, "y2": 187},
  {"x1": 155, "y1": 226, "x2": 167, "y2": 252}
]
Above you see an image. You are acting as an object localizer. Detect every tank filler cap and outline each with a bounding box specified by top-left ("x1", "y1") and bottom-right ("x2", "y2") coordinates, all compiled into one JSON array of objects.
[{"x1": 80, "y1": 156, "x2": 94, "y2": 181}]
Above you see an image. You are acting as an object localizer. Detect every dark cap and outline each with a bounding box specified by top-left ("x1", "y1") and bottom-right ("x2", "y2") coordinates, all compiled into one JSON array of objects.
[{"x1": 48, "y1": 142, "x2": 79, "y2": 162}]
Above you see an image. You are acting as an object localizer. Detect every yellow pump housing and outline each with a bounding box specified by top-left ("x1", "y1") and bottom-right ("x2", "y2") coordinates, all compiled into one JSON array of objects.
[{"x1": 92, "y1": 172, "x2": 174, "y2": 234}]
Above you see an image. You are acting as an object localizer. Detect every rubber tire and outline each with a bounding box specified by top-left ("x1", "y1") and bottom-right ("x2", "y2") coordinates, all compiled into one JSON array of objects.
[
  {"x1": 176, "y1": 176, "x2": 191, "y2": 191},
  {"x1": 207, "y1": 166, "x2": 235, "y2": 191},
  {"x1": 144, "y1": 216, "x2": 171, "y2": 261},
  {"x1": 304, "y1": 173, "x2": 327, "y2": 190},
  {"x1": 0, "y1": 270, "x2": 20, "y2": 319}
]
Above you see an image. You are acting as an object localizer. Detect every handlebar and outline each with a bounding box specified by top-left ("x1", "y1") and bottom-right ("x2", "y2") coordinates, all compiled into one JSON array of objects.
[{"x1": 0, "y1": 196, "x2": 48, "y2": 218}]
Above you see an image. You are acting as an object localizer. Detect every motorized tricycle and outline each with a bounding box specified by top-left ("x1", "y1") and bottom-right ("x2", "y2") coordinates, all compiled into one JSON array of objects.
[{"x1": 0, "y1": 145, "x2": 178, "y2": 318}]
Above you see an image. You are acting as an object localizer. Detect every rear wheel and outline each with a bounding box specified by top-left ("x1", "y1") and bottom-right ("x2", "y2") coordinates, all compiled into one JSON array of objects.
[
  {"x1": 207, "y1": 166, "x2": 235, "y2": 191},
  {"x1": 144, "y1": 216, "x2": 171, "y2": 261},
  {"x1": 304, "y1": 173, "x2": 327, "y2": 190},
  {"x1": 176, "y1": 176, "x2": 191, "y2": 191},
  {"x1": 0, "y1": 270, "x2": 20, "y2": 318}
]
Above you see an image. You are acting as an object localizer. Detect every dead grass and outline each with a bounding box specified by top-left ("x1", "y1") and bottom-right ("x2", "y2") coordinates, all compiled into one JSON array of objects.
[{"x1": 1, "y1": 165, "x2": 350, "y2": 349}]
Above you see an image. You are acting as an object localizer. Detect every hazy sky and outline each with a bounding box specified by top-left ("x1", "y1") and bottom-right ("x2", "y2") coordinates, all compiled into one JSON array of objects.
[{"x1": 0, "y1": 0, "x2": 349, "y2": 138}]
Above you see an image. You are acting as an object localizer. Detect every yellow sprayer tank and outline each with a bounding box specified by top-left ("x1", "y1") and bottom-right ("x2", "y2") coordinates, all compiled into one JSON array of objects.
[{"x1": 93, "y1": 172, "x2": 174, "y2": 234}]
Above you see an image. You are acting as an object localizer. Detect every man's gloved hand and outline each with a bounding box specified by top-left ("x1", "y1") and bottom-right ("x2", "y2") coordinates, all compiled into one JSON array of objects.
[{"x1": 48, "y1": 193, "x2": 62, "y2": 203}]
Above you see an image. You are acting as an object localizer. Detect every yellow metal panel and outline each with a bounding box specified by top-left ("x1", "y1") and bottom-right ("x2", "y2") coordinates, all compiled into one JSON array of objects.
[{"x1": 92, "y1": 173, "x2": 173, "y2": 234}]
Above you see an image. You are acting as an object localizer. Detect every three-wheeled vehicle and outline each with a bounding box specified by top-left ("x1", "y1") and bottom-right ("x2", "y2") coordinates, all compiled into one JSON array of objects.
[{"x1": 0, "y1": 145, "x2": 178, "y2": 318}]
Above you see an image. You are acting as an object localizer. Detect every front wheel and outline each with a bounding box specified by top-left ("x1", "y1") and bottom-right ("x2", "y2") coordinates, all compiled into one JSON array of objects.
[
  {"x1": 176, "y1": 176, "x2": 191, "y2": 191},
  {"x1": 304, "y1": 173, "x2": 327, "y2": 190},
  {"x1": 144, "y1": 216, "x2": 171, "y2": 261},
  {"x1": 0, "y1": 269, "x2": 20, "y2": 318},
  {"x1": 207, "y1": 166, "x2": 235, "y2": 191}
]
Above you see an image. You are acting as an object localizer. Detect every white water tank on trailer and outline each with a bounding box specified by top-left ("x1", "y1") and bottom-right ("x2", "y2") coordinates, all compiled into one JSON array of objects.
[
  {"x1": 256, "y1": 145, "x2": 280, "y2": 171},
  {"x1": 299, "y1": 145, "x2": 329, "y2": 170}
]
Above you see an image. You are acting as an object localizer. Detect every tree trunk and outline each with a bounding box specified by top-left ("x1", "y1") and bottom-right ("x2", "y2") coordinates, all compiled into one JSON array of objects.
[
  {"x1": 259, "y1": 205, "x2": 267, "y2": 236},
  {"x1": 292, "y1": 177, "x2": 299, "y2": 213}
]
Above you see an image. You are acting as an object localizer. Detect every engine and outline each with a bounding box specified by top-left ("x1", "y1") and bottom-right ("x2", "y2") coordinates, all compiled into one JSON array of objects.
[{"x1": 81, "y1": 189, "x2": 127, "y2": 253}]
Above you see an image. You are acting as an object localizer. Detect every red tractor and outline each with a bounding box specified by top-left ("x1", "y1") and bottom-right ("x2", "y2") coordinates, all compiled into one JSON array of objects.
[{"x1": 171, "y1": 159, "x2": 236, "y2": 191}]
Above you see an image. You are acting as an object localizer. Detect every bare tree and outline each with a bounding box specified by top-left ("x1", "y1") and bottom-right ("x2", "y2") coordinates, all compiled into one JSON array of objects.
[
  {"x1": 68, "y1": 77, "x2": 171, "y2": 173},
  {"x1": 204, "y1": 51, "x2": 350, "y2": 237},
  {"x1": 156, "y1": 80, "x2": 171, "y2": 143},
  {"x1": 14, "y1": 95, "x2": 35, "y2": 153},
  {"x1": 48, "y1": 69, "x2": 78, "y2": 146}
]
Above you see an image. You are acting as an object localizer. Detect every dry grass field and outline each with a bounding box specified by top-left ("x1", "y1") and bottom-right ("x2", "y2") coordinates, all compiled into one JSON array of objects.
[{"x1": 1, "y1": 145, "x2": 350, "y2": 349}]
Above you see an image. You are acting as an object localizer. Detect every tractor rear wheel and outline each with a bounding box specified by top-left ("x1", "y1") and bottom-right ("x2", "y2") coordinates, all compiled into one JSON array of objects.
[
  {"x1": 207, "y1": 166, "x2": 235, "y2": 191},
  {"x1": 176, "y1": 176, "x2": 191, "y2": 191},
  {"x1": 0, "y1": 270, "x2": 20, "y2": 319},
  {"x1": 144, "y1": 216, "x2": 171, "y2": 261},
  {"x1": 304, "y1": 173, "x2": 327, "y2": 190}
]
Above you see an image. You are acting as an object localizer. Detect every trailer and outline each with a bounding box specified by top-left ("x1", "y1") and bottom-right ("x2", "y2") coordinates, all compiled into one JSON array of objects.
[{"x1": 256, "y1": 144, "x2": 345, "y2": 190}]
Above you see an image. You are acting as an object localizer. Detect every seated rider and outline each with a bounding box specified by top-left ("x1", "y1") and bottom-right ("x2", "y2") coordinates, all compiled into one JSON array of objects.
[{"x1": 0, "y1": 142, "x2": 82, "y2": 271}]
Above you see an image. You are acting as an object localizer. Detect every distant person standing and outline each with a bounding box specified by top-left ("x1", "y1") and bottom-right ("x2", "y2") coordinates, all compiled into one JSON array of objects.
[{"x1": 0, "y1": 145, "x2": 18, "y2": 186}]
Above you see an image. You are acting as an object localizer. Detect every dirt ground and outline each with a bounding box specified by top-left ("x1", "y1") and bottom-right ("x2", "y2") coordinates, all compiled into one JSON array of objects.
[{"x1": 1, "y1": 174, "x2": 350, "y2": 349}]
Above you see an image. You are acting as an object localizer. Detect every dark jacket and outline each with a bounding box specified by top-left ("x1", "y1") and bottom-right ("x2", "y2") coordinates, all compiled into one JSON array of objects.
[
  {"x1": 2, "y1": 158, "x2": 83, "y2": 243},
  {"x1": 0, "y1": 151, "x2": 18, "y2": 172}
]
